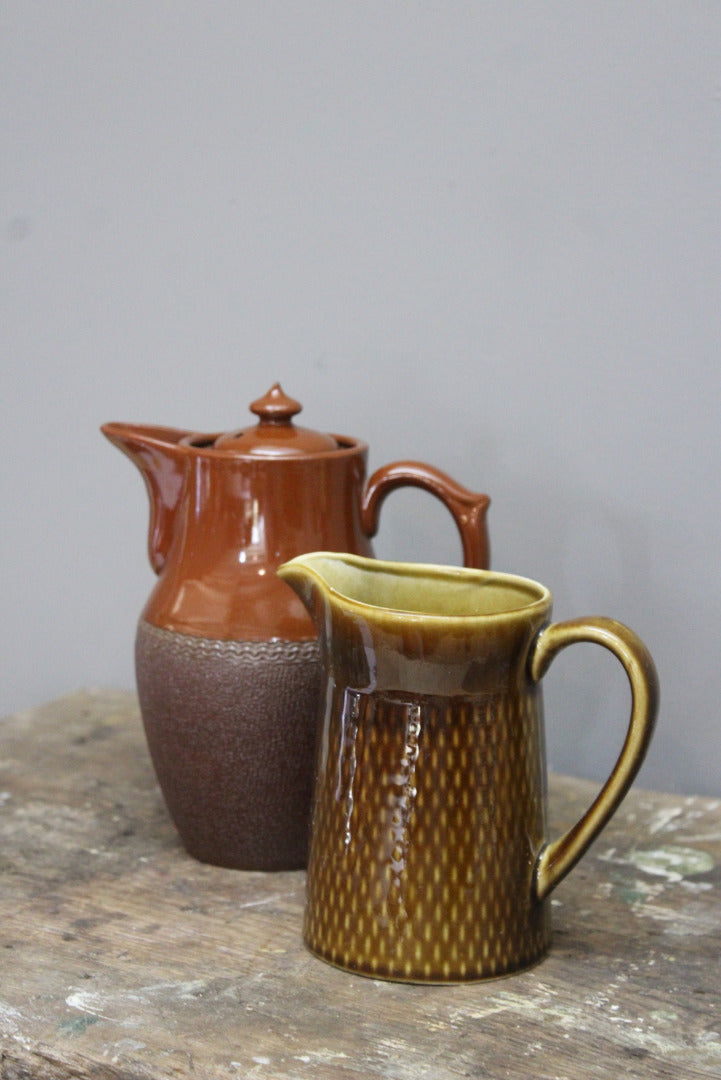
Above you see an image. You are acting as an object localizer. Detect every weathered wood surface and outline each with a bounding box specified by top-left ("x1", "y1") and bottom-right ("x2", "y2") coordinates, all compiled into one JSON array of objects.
[{"x1": 1, "y1": 690, "x2": 719, "y2": 1080}]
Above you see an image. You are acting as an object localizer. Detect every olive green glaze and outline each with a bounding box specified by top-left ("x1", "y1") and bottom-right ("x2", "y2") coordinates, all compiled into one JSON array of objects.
[{"x1": 278, "y1": 552, "x2": 659, "y2": 982}]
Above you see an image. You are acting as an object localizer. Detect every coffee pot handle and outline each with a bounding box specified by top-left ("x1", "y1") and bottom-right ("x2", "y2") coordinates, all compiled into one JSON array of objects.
[
  {"x1": 361, "y1": 461, "x2": 491, "y2": 569},
  {"x1": 529, "y1": 617, "x2": 659, "y2": 902}
]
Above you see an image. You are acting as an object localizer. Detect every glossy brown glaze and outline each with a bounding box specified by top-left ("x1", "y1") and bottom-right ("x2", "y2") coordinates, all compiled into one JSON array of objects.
[
  {"x1": 102, "y1": 384, "x2": 491, "y2": 640},
  {"x1": 101, "y1": 386, "x2": 492, "y2": 870},
  {"x1": 278, "y1": 553, "x2": 658, "y2": 981}
]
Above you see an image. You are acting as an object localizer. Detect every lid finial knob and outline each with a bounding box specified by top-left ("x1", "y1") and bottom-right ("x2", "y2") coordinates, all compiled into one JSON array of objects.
[{"x1": 250, "y1": 383, "x2": 302, "y2": 425}]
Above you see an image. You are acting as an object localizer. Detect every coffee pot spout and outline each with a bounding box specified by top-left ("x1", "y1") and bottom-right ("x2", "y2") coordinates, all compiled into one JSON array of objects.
[{"x1": 101, "y1": 422, "x2": 188, "y2": 573}]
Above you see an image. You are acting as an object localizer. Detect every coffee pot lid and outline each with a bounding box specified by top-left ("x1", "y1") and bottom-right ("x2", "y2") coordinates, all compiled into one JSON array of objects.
[{"x1": 208, "y1": 383, "x2": 339, "y2": 457}]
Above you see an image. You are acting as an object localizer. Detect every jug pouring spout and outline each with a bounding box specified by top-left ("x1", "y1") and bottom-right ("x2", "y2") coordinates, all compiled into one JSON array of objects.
[
  {"x1": 276, "y1": 552, "x2": 338, "y2": 632},
  {"x1": 101, "y1": 422, "x2": 189, "y2": 573}
]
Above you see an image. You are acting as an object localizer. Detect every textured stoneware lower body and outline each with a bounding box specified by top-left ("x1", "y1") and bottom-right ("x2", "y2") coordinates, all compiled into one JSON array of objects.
[
  {"x1": 135, "y1": 619, "x2": 320, "y2": 870},
  {"x1": 304, "y1": 688, "x2": 552, "y2": 982}
]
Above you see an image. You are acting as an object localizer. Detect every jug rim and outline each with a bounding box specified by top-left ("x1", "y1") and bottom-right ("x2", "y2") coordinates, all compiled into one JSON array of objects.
[
  {"x1": 278, "y1": 552, "x2": 552, "y2": 623},
  {"x1": 102, "y1": 420, "x2": 368, "y2": 461}
]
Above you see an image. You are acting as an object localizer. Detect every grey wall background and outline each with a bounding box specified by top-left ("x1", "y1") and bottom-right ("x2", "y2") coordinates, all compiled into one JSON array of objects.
[{"x1": 2, "y1": 4, "x2": 719, "y2": 796}]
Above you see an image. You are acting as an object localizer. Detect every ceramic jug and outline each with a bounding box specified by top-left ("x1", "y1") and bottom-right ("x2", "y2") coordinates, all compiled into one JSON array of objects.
[
  {"x1": 278, "y1": 552, "x2": 658, "y2": 981},
  {"x1": 101, "y1": 385, "x2": 490, "y2": 871}
]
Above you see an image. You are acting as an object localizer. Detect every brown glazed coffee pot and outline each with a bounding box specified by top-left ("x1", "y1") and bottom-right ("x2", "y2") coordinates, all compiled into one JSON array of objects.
[{"x1": 101, "y1": 384, "x2": 491, "y2": 871}]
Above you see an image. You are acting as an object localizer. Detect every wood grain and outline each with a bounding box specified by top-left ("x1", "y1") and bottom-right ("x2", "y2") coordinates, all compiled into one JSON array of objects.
[{"x1": 1, "y1": 690, "x2": 719, "y2": 1079}]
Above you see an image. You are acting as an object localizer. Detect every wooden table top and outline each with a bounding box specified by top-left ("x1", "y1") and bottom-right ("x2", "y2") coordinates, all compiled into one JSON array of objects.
[{"x1": 1, "y1": 689, "x2": 719, "y2": 1079}]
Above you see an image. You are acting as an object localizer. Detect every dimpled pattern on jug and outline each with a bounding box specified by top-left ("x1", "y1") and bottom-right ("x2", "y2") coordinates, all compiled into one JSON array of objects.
[{"x1": 303, "y1": 686, "x2": 552, "y2": 983}]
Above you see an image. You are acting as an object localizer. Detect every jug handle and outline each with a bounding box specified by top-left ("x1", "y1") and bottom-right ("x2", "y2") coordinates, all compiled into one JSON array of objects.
[
  {"x1": 529, "y1": 617, "x2": 659, "y2": 902},
  {"x1": 361, "y1": 461, "x2": 491, "y2": 569}
]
